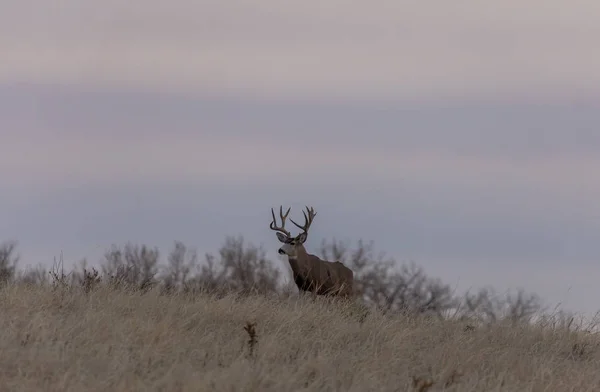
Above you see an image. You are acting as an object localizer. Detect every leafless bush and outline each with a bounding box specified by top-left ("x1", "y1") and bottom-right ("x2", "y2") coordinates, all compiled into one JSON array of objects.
[
  {"x1": 5, "y1": 235, "x2": 544, "y2": 325},
  {"x1": 318, "y1": 239, "x2": 542, "y2": 323},
  {"x1": 101, "y1": 243, "x2": 159, "y2": 291},
  {"x1": 187, "y1": 236, "x2": 280, "y2": 295},
  {"x1": 319, "y1": 239, "x2": 457, "y2": 316},
  {"x1": 187, "y1": 252, "x2": 228, "y2": 294},
  {"x1": 0, "y1": 240, "x2": 19, "y2": 284},
  {"x1": 160, "y1": 241, "x2": 198, "y2": 293},
  {"x1": 218, "y1": 236, "x2": 279, "y2": 294},
  {"x1": 459, "y1": 287, "x2": 541, "y2": 325},
  {"x1": 80, "y1": 267, "x2": 102, "y2": 293},
  {"x1": 17, "y1": 264, "x2": 48, "y2": 286},
  {"x1": 48, "y1": 253, "x2": 74, "y2": 289}
]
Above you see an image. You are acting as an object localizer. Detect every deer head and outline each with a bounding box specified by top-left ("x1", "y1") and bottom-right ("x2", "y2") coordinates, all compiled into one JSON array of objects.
[{"x1": 269, "y1": 205, "x2": 316, "y2": 259}]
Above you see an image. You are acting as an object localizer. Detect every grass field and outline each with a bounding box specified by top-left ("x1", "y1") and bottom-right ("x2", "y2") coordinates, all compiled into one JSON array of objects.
[{"x1": 1, "y1": 284, "x2": 599, "y2": 392}]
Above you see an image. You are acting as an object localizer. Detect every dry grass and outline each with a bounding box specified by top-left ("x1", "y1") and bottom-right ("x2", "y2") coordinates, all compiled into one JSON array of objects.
[{"x1": 1, "y1": 284, "x2": 600, "y2": 391}]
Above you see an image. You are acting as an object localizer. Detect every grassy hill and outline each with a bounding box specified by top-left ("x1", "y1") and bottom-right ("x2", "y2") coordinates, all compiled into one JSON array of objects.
[{"x1": 1, "y1": 284, "x2": 599, "y2": 391}]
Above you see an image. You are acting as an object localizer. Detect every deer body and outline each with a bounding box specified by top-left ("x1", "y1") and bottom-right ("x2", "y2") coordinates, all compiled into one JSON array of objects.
[
  {"x1": 270, "y1": 206, "x2": 354, "y2": 297},
  {"x1": 289, "y1": 251, "x2": 354, "y2": 297}
]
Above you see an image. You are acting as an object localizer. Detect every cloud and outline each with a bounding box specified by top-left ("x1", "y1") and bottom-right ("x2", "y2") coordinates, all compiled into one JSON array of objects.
[{"x1": 1, "y1": 0, "x2": 600, "y2": 99}]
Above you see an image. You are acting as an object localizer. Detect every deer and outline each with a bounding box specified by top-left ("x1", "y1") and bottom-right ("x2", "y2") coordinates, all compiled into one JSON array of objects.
[{"x1": 269, "y1": 205, "x2": 354, "y2": 298}]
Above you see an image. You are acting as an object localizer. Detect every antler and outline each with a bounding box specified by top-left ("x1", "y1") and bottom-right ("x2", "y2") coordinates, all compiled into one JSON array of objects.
[
  {"x1": 270, "y1": 206, "x2": 292, "y2": 237},
  {"x1": 290, "y1": 206, "x2": 317, "y2": 234}
]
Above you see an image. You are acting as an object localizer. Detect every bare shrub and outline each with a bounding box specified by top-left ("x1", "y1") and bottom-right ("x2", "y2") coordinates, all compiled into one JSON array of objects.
[
  {"x1": 48, "y1": 252, "x2": 74, "y2": 289},
  {"x1": 318, "y1": 239, "x2": 543, "y2": 324},
  {"x1": 460, "y1": 287, "x2": 542, "y2": 325},
  {"x1": 161, "y1": 241, "x2": 198, "y2": 293},
  {"x1": 0, "y1": 240, "x2": 19, "y2": 284},
  {"x1": 189, "y1": 252, "x2": 228, "y2": 294},
  {"x1": 101, "y1": 243, "x2": 159, "y2": 291},
  {"x1": 4, "y1": 235, "x2": 545, "y2": 325},
  {"x1": 188, "y1": 236, "x2": 280, "y2": 295},
  {"x1": 17, "y1": 264, "x2": 48, "y2": 286},
  {"x1": 319, "y1": 239, "x2": 457, "y2": 316},
  {"x1": 80, "y1": 268, "x2": 102, "y2": 293}
]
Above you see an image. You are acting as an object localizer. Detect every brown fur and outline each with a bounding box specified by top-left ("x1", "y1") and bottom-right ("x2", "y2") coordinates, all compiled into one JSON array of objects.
[{"x1": 288, "y1": 245, "x2": 354, "y2": 297}]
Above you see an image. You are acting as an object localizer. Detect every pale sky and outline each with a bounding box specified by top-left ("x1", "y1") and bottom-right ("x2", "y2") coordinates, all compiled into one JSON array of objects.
[
  {"x1": 2, "y1": 0, "x2": 600, "y2": 99},
  {"x1": 1, "y1": 1, "x2": 600, "y2": 315}
]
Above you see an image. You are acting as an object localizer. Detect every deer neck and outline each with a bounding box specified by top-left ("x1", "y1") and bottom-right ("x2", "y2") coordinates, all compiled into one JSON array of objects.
[{"x1": 287, "y1": 245, "x2": 309, "y2": 274}]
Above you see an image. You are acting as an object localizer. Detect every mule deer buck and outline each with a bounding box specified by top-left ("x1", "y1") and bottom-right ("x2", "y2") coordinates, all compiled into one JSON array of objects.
[{"x1": 269, "y1": 205, "x2": 354, "y2": 297}]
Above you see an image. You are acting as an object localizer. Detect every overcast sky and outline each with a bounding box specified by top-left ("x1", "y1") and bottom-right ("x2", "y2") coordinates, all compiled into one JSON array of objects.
[{"x1": 1, "y1": 1, "x2": 599, "y2": 315}]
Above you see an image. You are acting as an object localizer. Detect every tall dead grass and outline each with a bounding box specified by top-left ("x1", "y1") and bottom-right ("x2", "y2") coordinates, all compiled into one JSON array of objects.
[{"x1": 0, "y1": 284, "x2": 599, "y2": 391}]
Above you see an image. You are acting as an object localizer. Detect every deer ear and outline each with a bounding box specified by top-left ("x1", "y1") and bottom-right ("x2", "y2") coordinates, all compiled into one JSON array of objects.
[
  {"x1": 297, "y1": 232, "x2": 308, "y2": 244},
  {"x1": 276, "y1": 232, "x2": 288, "y2": 243}
]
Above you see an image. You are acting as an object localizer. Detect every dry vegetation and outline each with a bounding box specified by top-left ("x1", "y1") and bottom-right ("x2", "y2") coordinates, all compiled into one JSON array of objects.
[
  {"x1": 1, "y1": 239, "x2": 600, "y2": 391},
  {"x1": 2, "y1": 285, "x2": 600, "y2": 391}
]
